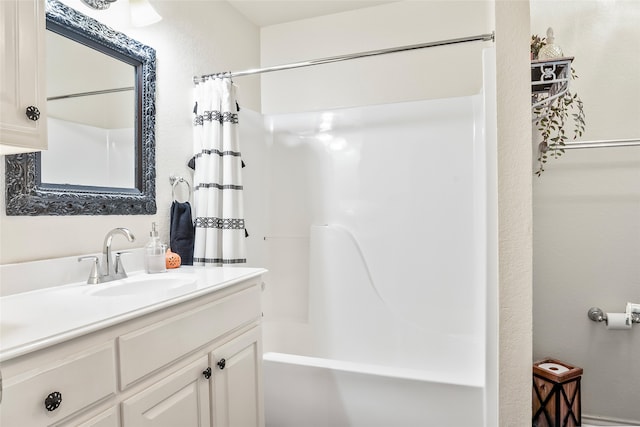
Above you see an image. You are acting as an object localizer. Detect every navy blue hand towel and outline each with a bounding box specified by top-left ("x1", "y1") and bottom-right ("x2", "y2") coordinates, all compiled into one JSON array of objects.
[{"x1": 170, "y1": 201, "x2": 195, "y2": 265}]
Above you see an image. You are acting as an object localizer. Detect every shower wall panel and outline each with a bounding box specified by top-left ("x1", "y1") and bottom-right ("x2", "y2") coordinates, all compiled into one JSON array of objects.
[{"x1": 257, "y1": 96, "x2": 487, "y2": 381}]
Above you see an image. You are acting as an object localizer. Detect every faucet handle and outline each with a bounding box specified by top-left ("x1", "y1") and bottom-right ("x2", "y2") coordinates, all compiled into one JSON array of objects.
[
  {"x1": 78, "y1": 256, "x2": 100, "y2": 284},
  {"x1": 115, "y1": 251, "x2": 132, "y2": 276}
]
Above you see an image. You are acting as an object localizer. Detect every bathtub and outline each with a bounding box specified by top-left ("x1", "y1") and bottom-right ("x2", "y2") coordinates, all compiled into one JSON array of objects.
[
  {"x1": 263, "y1": 352, "x2": 484, "y2": 427},
  {"x1": 262, "y1": 220, "x2": 488, "y2": 427}
]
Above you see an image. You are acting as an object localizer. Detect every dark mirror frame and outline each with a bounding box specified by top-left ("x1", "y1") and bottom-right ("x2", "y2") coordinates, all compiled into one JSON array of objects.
[{"x1": 5, "y1": 0, "x2": 157, "y2": 215}]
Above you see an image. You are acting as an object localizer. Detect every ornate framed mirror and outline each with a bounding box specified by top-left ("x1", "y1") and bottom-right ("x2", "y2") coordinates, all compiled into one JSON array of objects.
[{"x1": 5, "y1": 0, "x2": 157, "y2": 215}]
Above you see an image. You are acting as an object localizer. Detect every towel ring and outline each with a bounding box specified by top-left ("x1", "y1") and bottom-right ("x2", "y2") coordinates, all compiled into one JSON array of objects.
[{"x1": 170, "y1": 176, "x2": 191, "y2": 203}]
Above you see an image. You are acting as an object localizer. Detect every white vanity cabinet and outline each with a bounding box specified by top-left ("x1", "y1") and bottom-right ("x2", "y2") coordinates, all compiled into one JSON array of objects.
[
  {"x1": 121, "y1": 356, "x2": 212, "y2": 426},
  {"x1": 120, "y1": 327, "x2": 263, "y2": 427},
  {"x1": 210, "y1": 327, "x2": 263, "y2": 427},
  {"x1": 59, "y1": 407, "x2": 120, "y2": 427},
  {"x1": 0, "y1": 0, "x2": 48, "y2": 154},
  {"x1": 0, "y1": 276, "x2": 264, "y2": 427},
  {"x1": 0, "y1": 343, "x2": 117, "y2": 425}
]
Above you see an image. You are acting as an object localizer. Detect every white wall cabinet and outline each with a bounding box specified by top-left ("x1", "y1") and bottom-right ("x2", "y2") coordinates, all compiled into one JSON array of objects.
[
  {"x1": 0, "y1": 0, "x2": 48, "y2": 154},
  {"x1": 0, "y1": 278, "x2": 264, "y2": 427}
]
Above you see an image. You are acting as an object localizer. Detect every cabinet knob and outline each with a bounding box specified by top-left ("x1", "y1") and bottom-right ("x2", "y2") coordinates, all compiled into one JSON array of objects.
[
  {"x1": 25, "y1": 106, "x2": 41, "y2": 121},
  {"x1": 202, "y1": 367, "x2": 212, "y2": 379},
  {"x1": 44, "y1": 391, "x2": 62, "y2": 411},
  {"x1": 217, "y1": 358, "x2": 226, "y2": 370}
]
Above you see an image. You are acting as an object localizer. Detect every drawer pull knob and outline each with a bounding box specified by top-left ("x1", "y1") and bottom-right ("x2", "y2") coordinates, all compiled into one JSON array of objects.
[
  {"x1": 203, "y1": 367, "x2": 212, "y2": 379},
  {"x1": 217, "y1": 358, "x2": 226, "y2": 370},
  {"x1": 25, "y1": 106, "x2": 41, "y2": 121},
  {"x1": 44, "y1": 391, "x2": 62, "y2": 411}
]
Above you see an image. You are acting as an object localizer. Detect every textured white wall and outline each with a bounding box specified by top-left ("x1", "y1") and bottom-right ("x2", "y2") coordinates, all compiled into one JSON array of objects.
[
  {"x1": 260, "y1": 1, "x2": 494, "y2": 114},
  {"x1": 532, "y1": 0, "x2": 640, "y2": 423},
  {"x1": 0, "y1": 0, "x2": 261, "y2": 264},
  {"x1": 494, "y1": 2, "x2": 533, "y2": 425}
]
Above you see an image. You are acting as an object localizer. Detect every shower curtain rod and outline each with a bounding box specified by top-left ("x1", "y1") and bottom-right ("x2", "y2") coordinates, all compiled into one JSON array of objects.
[
  {"x1": 193, "y1": 32, "x2": 495, "y2": 83},
  {"x1": 47, "y1": 86, "x2": 134, "y2": 101},
  {"x1": 548, "y1": 138, "x2": 640, "y2": 150}
]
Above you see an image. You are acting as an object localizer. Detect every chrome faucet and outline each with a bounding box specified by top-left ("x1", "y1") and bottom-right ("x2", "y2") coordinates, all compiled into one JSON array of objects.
[
  {"x1": 102, "y1": 227, "x2": 135, "y2": 280},
  {"x1": 78, "y1": 227, "x2": 136, "y2": 284}
]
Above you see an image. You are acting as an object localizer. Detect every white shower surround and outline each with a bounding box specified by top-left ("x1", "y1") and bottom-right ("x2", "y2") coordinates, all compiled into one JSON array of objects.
[
  {"x1": 41, "y1": 118, "x2": 135, "y2": 188},
  {"x1": 251, "y1": 50, "x2": 497, "y2": 426},
  {"x1": 263, "y1": 94, "x2": 486, "y2": 376}
]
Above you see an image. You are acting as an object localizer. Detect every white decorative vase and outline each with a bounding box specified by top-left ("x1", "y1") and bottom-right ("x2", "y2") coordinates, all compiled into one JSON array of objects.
[{"x1": 538, "y1": 27, "x2": 564, "y2": 59}]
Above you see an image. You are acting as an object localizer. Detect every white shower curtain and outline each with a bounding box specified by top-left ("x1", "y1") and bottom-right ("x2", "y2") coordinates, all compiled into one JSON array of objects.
[{"x1": 192, "y1": 77, "x2": 246, "y2": 265}]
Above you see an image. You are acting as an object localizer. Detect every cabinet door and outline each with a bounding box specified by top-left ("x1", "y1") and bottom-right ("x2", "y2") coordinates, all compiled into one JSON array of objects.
[
  {"x1": 211, "y1": 327, "x2": 264, "y2": 427},
  {"x1": 0, "y1": 0, "x2": 47, "y2": 153},
  {"x1": 121, "y1": 356, "x2": 211, "y2": 427}
]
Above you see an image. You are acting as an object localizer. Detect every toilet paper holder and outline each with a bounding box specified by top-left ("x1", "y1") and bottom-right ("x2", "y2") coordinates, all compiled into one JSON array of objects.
[{"x1": 588, "y1": 304, "x2": 640, "y2": 326}]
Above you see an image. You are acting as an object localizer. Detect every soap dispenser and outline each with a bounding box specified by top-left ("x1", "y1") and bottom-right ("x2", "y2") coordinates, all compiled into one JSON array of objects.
[{"x1": 145, "y1": 222, "x2": 167, "y2": 274}]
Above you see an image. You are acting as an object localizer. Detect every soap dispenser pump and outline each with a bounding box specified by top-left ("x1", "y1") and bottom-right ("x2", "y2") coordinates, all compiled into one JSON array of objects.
[{"x1": 145, "y1": 222, "x2": 167, "y2": 274}]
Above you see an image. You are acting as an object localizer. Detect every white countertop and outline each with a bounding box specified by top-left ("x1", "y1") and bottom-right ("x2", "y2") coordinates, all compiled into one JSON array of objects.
[{"x1": 0, "y1": 266, "x2": 266, "y2": 362}]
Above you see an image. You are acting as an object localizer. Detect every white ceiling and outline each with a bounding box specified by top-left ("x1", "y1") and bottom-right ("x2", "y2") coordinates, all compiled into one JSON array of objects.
[{"x1": 225, "y1": 0, "x2": 400, "y2": 27}]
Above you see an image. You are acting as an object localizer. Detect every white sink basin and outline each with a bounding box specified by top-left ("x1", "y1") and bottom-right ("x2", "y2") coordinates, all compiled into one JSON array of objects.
[{"x1": 89, "y1": 274, "x2": 198, "y2": 297}]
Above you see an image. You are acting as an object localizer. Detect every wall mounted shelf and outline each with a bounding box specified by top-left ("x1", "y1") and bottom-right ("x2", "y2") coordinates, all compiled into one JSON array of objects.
[{"x1": 531, "y1": 56, "x2": 574, "y2": 110}]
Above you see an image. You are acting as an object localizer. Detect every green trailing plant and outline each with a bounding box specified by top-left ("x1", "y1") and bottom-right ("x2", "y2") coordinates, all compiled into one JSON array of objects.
[
  {"x1": 531, "y1": 35, "x2": 586, "y2": 176},
  {"x1": 530, "y1": 34, "x2": 546, "y2": 60}
]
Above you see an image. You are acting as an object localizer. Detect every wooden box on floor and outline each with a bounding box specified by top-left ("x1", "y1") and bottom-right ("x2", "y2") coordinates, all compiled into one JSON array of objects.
[{"x1": 533, "y1": 358, "x2": 583, "y2": 427}]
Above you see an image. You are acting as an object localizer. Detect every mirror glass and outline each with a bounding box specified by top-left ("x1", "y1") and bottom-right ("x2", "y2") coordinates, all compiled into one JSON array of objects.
[
  {"x1": 5, "y1": 0, "x2": 157, "y2": 215},
  {"x1": 43, "y1": 30, "x2": 135, "y2": 188}
]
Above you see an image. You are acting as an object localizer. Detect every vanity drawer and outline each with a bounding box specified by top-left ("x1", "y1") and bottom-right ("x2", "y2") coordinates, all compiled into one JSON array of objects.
[
  {"x1": 118, "y1": 284, "x2": 261, "y2": 389},
  {"x1": 0, "y1": 343, "x2": 116, "y2": 426}
]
